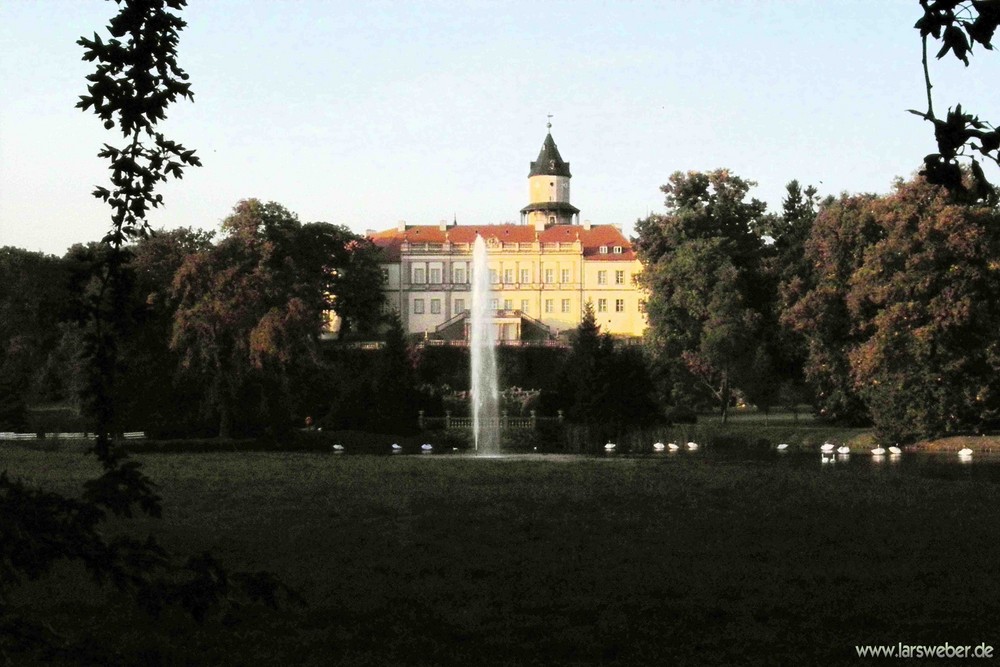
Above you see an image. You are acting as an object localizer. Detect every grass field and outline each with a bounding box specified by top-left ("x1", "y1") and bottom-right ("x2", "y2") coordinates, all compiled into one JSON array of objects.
[{"x1": 4, "y1": 447, "x2": 1000, "y2": 665}]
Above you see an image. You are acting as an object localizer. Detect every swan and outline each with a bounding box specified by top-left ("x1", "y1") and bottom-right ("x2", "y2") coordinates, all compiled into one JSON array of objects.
[
  {"x1": 872, "y1": 446, "x2": 886, "y2": 456},
  {"x1": 686, "y1": 441, "x2": 699, "y2": 450},
  {"x1": 391, "y1": 443, "x2": 402, "y2": 450},
  {"x1": 820, "y1": 442, "x2": 835, "y2": 453},
  {"x1": 776, "y1": 443, "x2": 789, "y2": 451},
  {"x1": 653, "y1": 442, "x2": 666, "y2": 451},
  {"x1": 332, "y1": 444, "x2": 344, "y2": 451},
  {"x1": 888, "y1": 445, "x2": 902, "y2": 455},
  {"x1": 958, "y1": 447, "x2": 973, "y2": 457},
  {"x1": 667, "y1": 442, "x2": 679, "y2": 451},
  {"x1": 604, "y1": 442, "x2": 616, "y2": 451},
  {"x1": 837, "y1": 445, "x2": 850, "y2": 455},
  {"x1": 421, "y1": 443, "x2": 433, "y2": 450}
]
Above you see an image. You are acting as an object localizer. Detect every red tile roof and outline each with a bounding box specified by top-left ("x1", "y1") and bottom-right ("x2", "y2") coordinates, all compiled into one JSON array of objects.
[{"x1": 368, "y1": 223, "x2": 636, "y2": 262}]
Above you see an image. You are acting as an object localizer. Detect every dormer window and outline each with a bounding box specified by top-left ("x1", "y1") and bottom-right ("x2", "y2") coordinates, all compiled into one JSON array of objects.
[
  {"x1": 613, "y1": 246, "x2": 623, "y2": 254},
  {"x1": 548, "y1": 215, "x2": 556, "y2": 225},
  {"x1": 599, "y1": 245, "x2": 608, "y2": 254}
]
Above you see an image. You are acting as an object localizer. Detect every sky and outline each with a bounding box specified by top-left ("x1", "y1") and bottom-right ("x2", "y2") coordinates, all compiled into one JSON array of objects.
[{"x1": 2, "y1": 1, "x2": 999, "y2": 256}]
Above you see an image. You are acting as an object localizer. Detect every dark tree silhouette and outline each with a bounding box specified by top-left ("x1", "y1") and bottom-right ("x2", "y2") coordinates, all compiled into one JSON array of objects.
[
  {"x1": 1, "y1": 3, "x2": 297, "y2": 661},
  {"x1": 912, "y1": 0, "x2": 1000, "y2": 202}
]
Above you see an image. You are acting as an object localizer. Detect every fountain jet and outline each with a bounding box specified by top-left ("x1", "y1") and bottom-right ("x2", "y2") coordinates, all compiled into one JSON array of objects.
[{"x1": 470, "y1": 235, "x2": 500, "y2": 453}]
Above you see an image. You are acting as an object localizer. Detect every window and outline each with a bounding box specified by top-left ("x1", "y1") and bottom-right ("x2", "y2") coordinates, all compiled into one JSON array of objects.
[
  {"x1": 548, "y1": 215, "x2": 556, "y2": 224},
  {"x1": 504, "y1": 268, "x2": 513, "y2": 284},
  {"x1": 520, "y1": 299, "x2": 529, "y2": 312},
  {"x1": 429, "y1": 268, "x2": 442, "y2": 284},
  {"x1": 544, "y1": 268, "x2": 554, "y2": 283},
  {"x1": 380, "y1": 268, "x2": 389, "y2": 282},
  {"x1": 490, "y1": 298, "x2": 499, "y2": 310},
  {"x1": 597, "y1": 270, "x2": 607, "y2": 285},
  {"x1": 597, "y1": 298, "x2": 608, "y2": 313},
  {"x1": 453, "y1": 267, "x2": 465, "y2": 284},
  {"x1": 503, "y1": 299, "x2": 513, "y2": 311},
  {"x1": 613, "y1": 246, "x2": 623, "y2": 254},
  {"x1": 561, "y1": 268, "x2": 570, "y2": 284},
  {"x1": 561, "y1": 299, "x2": 570, "y2": 313},
  {"x1": 489, "y1": 269, "x2": 498, "y2": 284},
  {"x1": 599, "y1": 245, "x2": 608, "y2": 254},
  {"x1": 431, "y1": 299, "x2": 441, "y2": 314},
  {"x1": 412, "y1": 267, "x2": 425, "y2": 284},
  {"x1": 520, "y1": 268, "x2": 530, "y2": 283},
  {"x1": 544, "y1": 299, "x2": 554, "y2": 313},
  {"x1": 615, "y1": 299, "x2": 625, "y2": 312},
  {"x1": 413, "y1": 298, "x2": 425, "y2": 314},
  {"x1": 615, "y1": 270, "x2": 625, "y2": 285},
  {"x1": 455, "y1": 298, "x2": 465, "y2": 313}
]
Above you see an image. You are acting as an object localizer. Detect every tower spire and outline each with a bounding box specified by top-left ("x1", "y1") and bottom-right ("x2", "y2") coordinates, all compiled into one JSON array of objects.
[{"x1": 547, "y1": 113, "x2": 553, "y2": 132}]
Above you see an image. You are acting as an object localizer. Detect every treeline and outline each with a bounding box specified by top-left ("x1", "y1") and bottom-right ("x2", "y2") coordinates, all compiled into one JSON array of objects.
[
  {"x1": 6, "y1": 172, "x2": 1000, "y2": 444},
  {"x1": 0, "y1": 199, "x2": 390, "y2": 438},
  {"x1": 636, "y1": 169, "x2": 1000, "y2": 442}
]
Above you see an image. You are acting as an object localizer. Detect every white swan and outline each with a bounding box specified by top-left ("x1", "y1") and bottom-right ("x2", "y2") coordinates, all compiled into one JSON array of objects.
[
  {"x1": 653, "y1": 442, "x2": 666, "y2": 451},
  {"x1": 888, "y1": 446, "x2": 902, "y2": 455},
  {"x1": 872, "y1": 446, "x2": 886, "y2": 456},
  {"x1": 776, "y1": 443, "x2": 789, "y2": 451},
  {"x1": 837, "y1": 445, "x2": 851, "y2": 455},
  {"x1": 686, "y1": 441, "x2": 699, "y2": 450},
  {"x1": 332, "y1": 444, "x2": 344, "y2": 451},
  {"x1": 667, "y1": 442, "x2": 679, "y2": 451},
  {"x1": 958, "y1": 447, "x2": 973, "y2": 457},
  {"x1": 820, "y1": 442, "x2": 835, "y2": 453},
  {"x1": 391, "y1": 443, "x2": 402, "y2": 450},
  {"x1": 421, "y1": 443, "x2": 433, "y2": 450}
]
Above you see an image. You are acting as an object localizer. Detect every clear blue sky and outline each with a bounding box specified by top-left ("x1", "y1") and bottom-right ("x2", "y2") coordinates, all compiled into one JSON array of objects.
[{"x1": 2, "y1": 1, "x2": 998, "y2": 256}]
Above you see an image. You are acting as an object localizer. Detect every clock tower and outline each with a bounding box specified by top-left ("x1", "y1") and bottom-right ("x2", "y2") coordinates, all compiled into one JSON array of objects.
[{"x1": 520, "y1": 122, "x2": 580, "y2": 230}]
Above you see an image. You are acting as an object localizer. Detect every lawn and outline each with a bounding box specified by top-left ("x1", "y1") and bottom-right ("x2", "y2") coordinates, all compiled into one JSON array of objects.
[{"x1": 3, "y1": 447, "x2": 1000, "y2": 665}]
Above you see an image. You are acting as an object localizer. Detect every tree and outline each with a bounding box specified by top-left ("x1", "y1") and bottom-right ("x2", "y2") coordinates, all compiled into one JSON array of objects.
[
  {"x1": 847, "y1": 176, "x2": 1000, "y2": 441},
  {"x1": 555, "y1": 302, "x2": 659, "y2": 436},
  {"x1": 759, "y1": 181, "x2": 825, "y2": 412},
  {"x1": 294, "y1": 224, "x2": 386, "y2": 338},
  {"x1": 123, "y1": 228, "x2": 216, "y2": 435},
  {"x1": 912, "y1": 0, "x2": 1000, "y2": 201},
  {"x1": 0, "y1": 247, "x2": 72, "y2": 406},
  {"x1": 2, "y1": 8, "x2": 296, "y2": 663},
  {"x1": 171, "y1": 200, "x2": 325, "y2": 438},
  {"x1": 635, "y1": 169, "x2": 772, "y2": 421},
  {"x1": 783, "y1": 193, "x2": 882, "y2": 424}
]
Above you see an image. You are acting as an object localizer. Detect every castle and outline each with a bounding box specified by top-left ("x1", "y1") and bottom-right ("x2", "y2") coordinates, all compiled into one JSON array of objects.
[{"x1": 369, "y1": 127, "x2": 647, "y2": 341}]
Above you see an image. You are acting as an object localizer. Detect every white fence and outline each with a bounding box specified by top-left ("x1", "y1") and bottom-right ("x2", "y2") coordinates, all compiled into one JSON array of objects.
[{"x1": 0, "y1": 431, "x2": 145, "y2": 441}]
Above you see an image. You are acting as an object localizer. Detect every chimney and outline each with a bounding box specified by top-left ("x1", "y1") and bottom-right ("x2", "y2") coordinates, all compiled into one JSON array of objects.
[
  {"x1": 439, "y1": 219, "x2": 448, "y2": 231},
  {"x1": 397, "y1": 220, "x2": 406, "y2": 232},
  {"x1": 582, "y1": 219, "x2": 592, "y2": 231}
]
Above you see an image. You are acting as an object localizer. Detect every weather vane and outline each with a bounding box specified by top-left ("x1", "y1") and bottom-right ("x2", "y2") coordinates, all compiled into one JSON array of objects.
[{"x1": 547, "y1": 114, "x2": 553, "y2": 131}]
